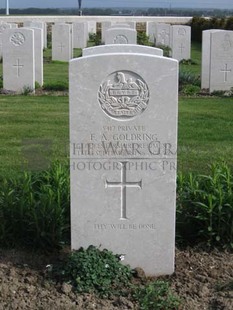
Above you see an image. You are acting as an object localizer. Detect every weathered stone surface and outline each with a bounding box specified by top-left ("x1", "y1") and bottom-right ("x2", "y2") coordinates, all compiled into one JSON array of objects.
[
  {"x1": 0, "y1": 23, "x2": 11, "y2": 58},
  {"x1": 69, "y1": 53, "x2": 178, "y2": 275},
  {"x1": 170, "y1": 25, "x2": 191, "y2": 61},
  {"x1": 52, "y1": 23, "x2": 73, "y2": 61},
  {"x1": 83, "y1": 44, "x2": 163, "y2": 56},
  {"x1": 29, "y1": 27, "x2": 43, "y2": 86},
  {"x1": 105, "y1": 28, "x2": 137, "y2": 45},
  {"x1": 3, "y1": 28, "x2": 35, "y2": 92},
  {"x1": 201, "y1": 30, "x2": 233, "y2": 92},
  {"x1": 155, "y1": 23, "x2": 170, "y2": 46},
  {"x1": 24, "y1": 21, "x2": 47, "y2": 48},
  {"x1": 73, "y1": 22, "x2": 88, "y2": 49}
]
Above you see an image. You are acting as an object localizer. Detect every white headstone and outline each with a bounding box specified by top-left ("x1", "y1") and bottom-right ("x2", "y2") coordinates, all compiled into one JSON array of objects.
[
  {"x1": 24, "y1": 21, "x2": 47, "y2": 48},
  {"x1": 73, "y1": 22, "x2": 88, "y2": 49},
  {"x1": 87, "y1": 21, "x2": 96, "y2": 34},
  {"x1": 209, "y1": 30, "x2": 233, "y2": 92},
  {"x1": 70, "y1": 53, "x2": 178, "y2": 276},
  {"x1": 52, "y1": 23, "x2": 73, "y2": 61},
  {"x1": 201, "y1": 29, "x2": 224, "y2": 89},
  {"x1": 9, "y1": 23, "x2": 18, "y2": 29},
  {"x1": 112, "y1": 22, "x2": 136, "y2": 29},
  {"x1": 170, "y1": 25, "x2": 191, "y2": 61},
  {"x1": 3, "y1": 28, "x2": 35, "y2": 92},
  {"x1": 155, "y1": 23, "x2": 170, "y2": 46},
  {"x1": 28, "y1": 27, "x2": 43, "y2": 86},
  {"x1": 105, "y1": 28, "x2": 137, "y2": 45},
  {"x1": 0, "y1": 23, "x2": 11, "y2": 59},
  {"x1": 146, "y1": 22, "x2": 156, "y2": 44},
  {"x1": 83, "y1": 44, "x2": 163, "y2": 57},
  {"x1": 101, "y1": 21, "x2": 112, "y2": 43}
]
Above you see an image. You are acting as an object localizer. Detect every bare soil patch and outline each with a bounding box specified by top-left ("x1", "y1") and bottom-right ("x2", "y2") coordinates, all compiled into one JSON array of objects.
[{"x1": 0, "y1": 247, "x2": 232, "y2": 309}]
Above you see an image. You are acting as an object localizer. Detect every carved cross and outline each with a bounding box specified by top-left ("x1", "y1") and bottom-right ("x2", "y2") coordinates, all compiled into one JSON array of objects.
[
  {"x1": 220, "y1": 63, "x2": 232, "y2": 82},
  {"x1": 13, "y1": 58, "x2": 24, "y2": 77},
  {"x1": 105, "y1": 161, "x2": 142, "y2": 220},
  {"x1": 58, "y1": 42, "x2": 65, "y2": 52}
]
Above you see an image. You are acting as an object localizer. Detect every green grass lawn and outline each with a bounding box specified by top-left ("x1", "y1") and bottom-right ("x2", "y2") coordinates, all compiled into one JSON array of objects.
[
  {"x1": 0, "y1": 95, "x2": 232, "y2": 177},
  {"x1": 0, "y1": 41, "x2": 233, "y2": 177},
  {"x1": 0, "y1": 96, "x2": 69, "y2": 177},
  {"x1": 180, "y1": 41, "x2": 202, "y2": 75},
  {"x1": 178, "y1": 97, "x2": 233, "y2": 173}
]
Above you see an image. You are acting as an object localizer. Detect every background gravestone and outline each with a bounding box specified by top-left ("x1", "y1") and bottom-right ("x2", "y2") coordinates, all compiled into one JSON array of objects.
[
  {"x1": 28, "y1": 27, "x2": 43, "y2": 86},
  {"x1": 87, "y1": 21, "x2": 96, "y2": 34},
  {"x1": 83, "y1": 44, "x2": 163, "y2": 56},
  {"x1": 70, "y1": 53, "x2": 178, "y2": 275},
  {"x1": 201, "y1": 29, "x2": 224, "y2": 89},
  {"x1": 105, "y1": 27, "x2": 137, "y2": 45},
  {"x1": 101, "y1": 21, "x2": 112, "y2": 43},
  {"x1": 155, "y1": 23, "x2": 171, "y2": 46},
  {"x1": 146, "y1": 22, "x2": 156, "y2": 44},
  {"x1": 112, "y1": 22, "x2": 136, "y2": 29},
  {"x1": 72, "y1": 22, "x2": 88, "y2": 49},
  {"x1": 170, "y1": 25, "x2": 191, "y2": 61},
  {"x1": 0, "y1": 23, "x2": 11, "y2": 59},
  {"x1": 3, "y1": 28, "x2": 35, "y2": 92},
  {"x1": 24, "y1": 21, "x2": 47, "y2": 48},
  {"x1": 209, "y1": 30, "x2": 233, "y2": 92},
  {"x1": 52, "y1": 23, "x2": 73, "y2": 61}
]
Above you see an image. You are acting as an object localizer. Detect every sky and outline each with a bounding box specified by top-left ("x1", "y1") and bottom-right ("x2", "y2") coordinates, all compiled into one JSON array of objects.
[{"x1": 2, "y1": 0, "x2": 233, "y2": 10}]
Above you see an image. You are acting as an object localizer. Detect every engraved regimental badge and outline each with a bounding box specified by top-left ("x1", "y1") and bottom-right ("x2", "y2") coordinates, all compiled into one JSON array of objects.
[
  {"x1": 98, "y1": 71, "x2": 149, "y2": 120},
  {"x1": 10, "y1": 32, "x2": 25, "y2": 46}
]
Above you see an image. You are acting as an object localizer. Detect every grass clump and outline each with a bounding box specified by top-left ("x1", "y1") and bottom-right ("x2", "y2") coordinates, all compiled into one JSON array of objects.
[
  {"x1": 89, "y1": 32, "x2": 101, "y2": 46},
  {"x1": 179, "y1": 70, "x2": 201, "y2": 88},
  {"x1": 179, "y1": 70, "x2": 201, "y2": 94},
  {"x1": 137, "y1": 31, "x2": 152, "y2": 46},
  {"x1": 177, "y1": 162, "x2": 233, "y2": 249},
  {"x1": 0, "y1": 161, "x2": 70, "y2": 250},
  {"x1": 51, "y1": 246, "x2": 132, "y2": 297},
  {"x1": 43, "y1": 81, "x2": 68, "y2": 91},
  {"x1": 155, "y1": 44, "x2": 171, "y2": 57},
  {"x1": 181, "y1": 84, "x2": 201, "y2": 96},
  {"x1": 133, "y1": 280, "x2": 180, "y2": 310}
]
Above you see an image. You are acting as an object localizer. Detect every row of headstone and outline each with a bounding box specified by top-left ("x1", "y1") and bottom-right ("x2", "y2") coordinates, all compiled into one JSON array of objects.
[
  {"x1": 201, "y1": 29, "x2": 233, "y2": 93},
  {"x1": 146, "y1": 22, "x2": 191, "y2": 61},
  {"x1": 51, "y1": 22, "x2": 90, "y2": 61},
  {"x1": 70, "y1": 42, "x2": 178, "y2": 276},
  {"x1": 1, "y1": 20, "x2": 95, "y2": 91}
]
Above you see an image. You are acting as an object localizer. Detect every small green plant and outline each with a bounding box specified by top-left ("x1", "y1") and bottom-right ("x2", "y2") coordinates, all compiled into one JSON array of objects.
[
  {"x1": 51, "y1": 246, "x2": 132, "y2": 297},
  {"x1": 89, "y1": 32, "x2": 101, "y2": 46},
  {"x1": 43, "y1": 81, "x2": 68, "y2": 91},
  {"x1": 0, "y1": 161, "x2": 70, "y2": 250},
  {"x1": 179, "y1": 70, "x2": 201, "y2": 87},
  {"x1": 155, "y1": 44, "x2": 171, "y2": 57},
  {"x1": 133, "y1": 280, "x2": 180, "y2": 310},
  {"x1": 137, "y1": 31, "x2": 152, "y2": 46},
  {"x1": 21, "y1": 85, "x2": 34, "y2": 95},
  {"x1": 181, "y1": 84, "x2": 201, "y2": 96},
  {"x1": 177, "y1": 162, "x2": 233, "y2": 249},
  {"x1": 180, "y1": 59, "x2": 198, "y2": 65},
  {"x1": 179, "y1": 70, "x2": 201, "y2": 92},
  {"x1": 35, "y1": 81, "x2": 41, "y2": 90}
]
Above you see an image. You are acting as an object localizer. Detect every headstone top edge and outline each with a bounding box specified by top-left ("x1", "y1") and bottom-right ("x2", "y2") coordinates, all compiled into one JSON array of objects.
[{"x1": 70, "y1": 53, "x2": 178, "y2": 64}]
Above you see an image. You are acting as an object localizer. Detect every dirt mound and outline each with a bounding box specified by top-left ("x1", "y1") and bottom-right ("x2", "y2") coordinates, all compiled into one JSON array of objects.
[{"x1": 0, "y1": 247, "x2": 232, "y2": 309}]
